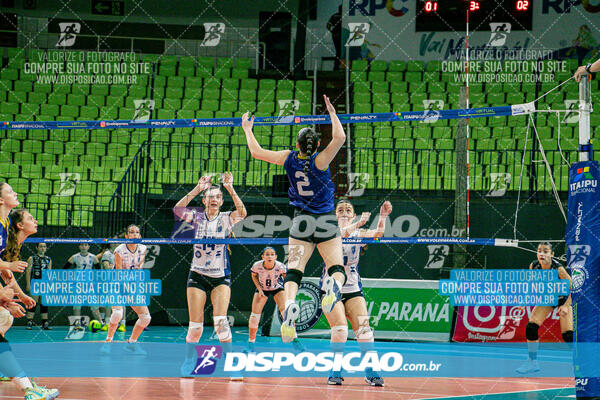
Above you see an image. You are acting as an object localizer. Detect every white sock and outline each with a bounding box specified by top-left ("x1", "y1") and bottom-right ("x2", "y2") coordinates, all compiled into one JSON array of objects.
[{"x1": 13, "y1": 377, "x2": 32, "y2": 390}]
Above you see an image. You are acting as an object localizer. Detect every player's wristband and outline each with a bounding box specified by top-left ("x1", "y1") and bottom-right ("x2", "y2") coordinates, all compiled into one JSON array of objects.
[{"x1": 585, "y1": 63, "x2": 593, "y2": 73}]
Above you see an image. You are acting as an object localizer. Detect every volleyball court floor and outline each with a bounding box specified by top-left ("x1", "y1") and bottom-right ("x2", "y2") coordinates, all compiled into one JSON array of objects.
[{"x1": 0, "y1": 327, "x2": 574, "y2": 400}]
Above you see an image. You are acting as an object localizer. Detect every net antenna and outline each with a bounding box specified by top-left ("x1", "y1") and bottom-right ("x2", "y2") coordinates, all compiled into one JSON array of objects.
[{"x1": 578, "y1": 75, "x2": 593, "y2": 162}]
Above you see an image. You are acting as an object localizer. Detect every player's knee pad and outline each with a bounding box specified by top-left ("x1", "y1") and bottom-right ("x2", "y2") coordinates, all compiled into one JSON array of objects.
[
  {"x1": 249, "y1": 313, "x2": 260, "y2": 329},
  {"x1": 355, "y1": 326, "x2": 374, "y2": 342},
  {"x1": 187, "y1": 321, "x2": 203, "y2": 343},
  {"x1": 0, "y1": 307, "x2": 14, "y2": 336},
  {"x1": 562, "y1": 330, "x2": 573, "y2": 343},
  {"x1": 525, "y1": 322, "x2": 539, "y2": 341},
  {"x1": 137, "y1": 313, "x2": 151, "y2": 328},
  {"x1": 331, "y1": 325, "x2": 348, "y2": 343},
  {"x1": 213, "y1": 316, "x2": 231, "y2": 342},
  {"x1": 327, "y1": 265, "x2": 347, "y2": 285},
  {"x1": 110, "y1": 307, "x2": 123, "y2": 325},
  {"x1": 284, "y1": 269, "x2": 303, "y2": 286}
]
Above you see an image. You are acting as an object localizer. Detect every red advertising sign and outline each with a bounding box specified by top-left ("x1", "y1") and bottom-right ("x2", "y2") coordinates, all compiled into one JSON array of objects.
[{"x1": 452, "y1": 306, "x2": 564, "y2": 342}]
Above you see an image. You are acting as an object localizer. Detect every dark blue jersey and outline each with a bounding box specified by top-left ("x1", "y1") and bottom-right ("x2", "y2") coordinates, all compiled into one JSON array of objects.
[
  {"x1": 284, "y1": 151, "x2": 335, "y2": 214},
  {"x1": 0, "y1": 216, "x2": 9, "y2": 255}
]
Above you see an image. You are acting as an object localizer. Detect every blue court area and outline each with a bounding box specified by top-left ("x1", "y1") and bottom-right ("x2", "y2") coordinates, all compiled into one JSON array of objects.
[{"x1": 3, "y1": 326, "x2": 576, "y2": 398}]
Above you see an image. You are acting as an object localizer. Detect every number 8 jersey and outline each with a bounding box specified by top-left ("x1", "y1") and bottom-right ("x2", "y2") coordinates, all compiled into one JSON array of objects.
[
  {"x1": 284, "y1": 151, "x2": 335, "y2": 214},
  {"x1": 190, "y1": 211, "x2": 234, "y2": 278}
]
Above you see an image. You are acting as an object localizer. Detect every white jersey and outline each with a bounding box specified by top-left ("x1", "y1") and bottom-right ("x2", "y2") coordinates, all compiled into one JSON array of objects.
[
  {"x1": 251, "y1": 260, "x2": 286, "y2": 291},
  {"x1": 190, "y1": 211, "x2": 233, "y2": 278},
  {"x1": 320, "y1": 230, "x2": 364, "y2": 294},
  {"x1": 114, "y1": 244, "x2": 147, "y2": 269},
  {"x1": 72, "y1": 252, "x2": 96, "y2": 270}
]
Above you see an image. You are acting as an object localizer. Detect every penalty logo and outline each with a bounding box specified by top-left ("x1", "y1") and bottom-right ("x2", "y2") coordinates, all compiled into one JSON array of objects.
[
  {"x1": 201, "y1": 23, "x2": 225, "y2": 47},
  {"x1": 56, "y1": 22, "x2": 80, "y2": 47},
  {"x1": 133, "y1": 100, "x2": 155, "y2": 122},
  {"x1": 424, "y1": 245, "x2": 448, "y2": 269},
  {"x1": 488, "y1": 23, "x2": 511, "y2": 47},
  {"x1": 346, "y1": 23, "x2": 370, "y2": 46}
]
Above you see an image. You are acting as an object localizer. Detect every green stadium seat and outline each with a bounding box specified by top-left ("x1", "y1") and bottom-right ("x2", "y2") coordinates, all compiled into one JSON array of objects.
[
  {"x1": 241, "y1": 79, "x2": 258, "y2": 91},
  {"x1": 0, "y1": 68, "x2": 18, "y2": 80},
  {"x1": 14, "y1": 152, "x2": 34, "y2": 165},
  {"x1": 351, "y1": 60, "x2": 368, "y2": 71},
  {"x1": 72, "y1": 210, "x2": 93, "y2": 227},
  {"x1": 350, "y1": 71, "x2": 367, "y2": 82},
  {"x1": 47, "y1": 208, "x2": 68, "y2": 227},
  {"x1": 0, "y1": 164, "x2": 19, "y2": 177},
  {"x1": 368, "y1": 71, "x2": 385, "y2": 81},
  {"x1": 0, "y1": 102, "x2": 19, "y2": 114},
  {"x1": 91, "y1": 85, "x2": 109, "y2": 96},
  {"x1": 370, "y1": 60, "x2": 387, "y2": 71},
  {"x1": 22, "y1": 139, "x2": 42, "y2": 153},
  {"x1": 388, "y1": 60, "x2": 406, "y2": 71},
  {"x1": 107, "y1": 143, "x2": 127, "y2": 157},
  {"x1": 8, "y1": 177, "x2": 29, "y2": 193},
  {"x1": 44, "y1": 140, "x2": 63, "y2": 154},
  {"x1": 80, "y1": 106, "x2": 98, "y2": 119},
  {"x1": 236, "y1": 58, "x2": 252, "y2": 69},
  {"x1": 65, "y1": 141, "x2": 85, "y2": 155}
]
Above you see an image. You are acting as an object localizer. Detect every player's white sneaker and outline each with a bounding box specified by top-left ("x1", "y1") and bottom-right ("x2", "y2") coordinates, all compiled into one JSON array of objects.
[
  {"x1": 24, "y1": 381, "x2": 59, "y2": 400},
  {"x1": 280, "y1": 303, "x2": 299, "y2": 343},
  {"x1": 321, "y1": 276, "x2": 341, "y2": 314},
  {"x1": 516, "y1": 359, "x2": 540, "y2": 374},
  {"x1": 124, "y1": 342, "x2": 147, "y2": 356},
  {"x1": 100, "y1": 341, "x2": 111, "y2": 355}
]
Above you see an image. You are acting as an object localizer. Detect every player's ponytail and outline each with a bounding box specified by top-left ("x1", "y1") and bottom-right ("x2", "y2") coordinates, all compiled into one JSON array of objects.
[
  {"x1": 3, "y1": 209, "x2": 26, "y2": 262},
  {"x1": 297, "y1": 128, "x2": 320, "y2": 174}
]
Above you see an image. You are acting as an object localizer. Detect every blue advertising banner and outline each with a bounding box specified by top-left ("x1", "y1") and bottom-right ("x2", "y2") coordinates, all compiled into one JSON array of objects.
[{"x1": 565, "y1": 161, "x2": 600, "y2": 398}]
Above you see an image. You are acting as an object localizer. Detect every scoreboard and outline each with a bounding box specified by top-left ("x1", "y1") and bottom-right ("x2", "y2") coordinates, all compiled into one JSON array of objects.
[{"x1": 415, "y1": 0, "x2": 533, "y2": 32}]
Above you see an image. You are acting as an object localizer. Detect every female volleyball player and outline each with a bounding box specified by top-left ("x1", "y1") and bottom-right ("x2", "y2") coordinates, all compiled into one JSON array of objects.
[
  {"x1": 102, "y1": 224, "x2": 149, "y2": 355},
  {"x1": 516, "y1": 242, "x2": 572, "y2": 374},
  {"x1": 0, "y1": 208, "x2": 59, "y2": 400},
  {"x1": 246, "y1": 246, "x2": 287, "y2": 351},
  {"x1": 25, "y1": 242, "x2": 52, "y2": 330},
  {"x1": 0, "y1": 183, "x2": 27, "y2": 274},
  {"x1": 241, "y1": 95, "x2": 347, "y2": 343},
  {"x1": 65, "y1": 243, "x2": 102, "y2": 329},
  {"x1": 175, "y1": 173, "x2": 246, "y2": 377},
  {"x1": 321, "y1": 200, "x2": 391, "y2": 386},
  {"x1": 95, "y1": 241, "x2": 124, "y2": 332}
]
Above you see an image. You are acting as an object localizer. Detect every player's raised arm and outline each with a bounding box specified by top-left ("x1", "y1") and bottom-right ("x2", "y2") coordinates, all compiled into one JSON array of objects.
[
  {"x1": 242, "y1": 112, "x2": 290, "y2": 165},
  {"x1": 174, "y1": 176, "x2": 212, "y2": 218},
  {"x1": 315, "y1": 95, "x2": 346, "y2": 170},
  {"x1": 222, "y1": 172, "x2": 247, "y2": 225},
  {"x1": 361, "y1": 201, "x2": 392, "y2": 238}
]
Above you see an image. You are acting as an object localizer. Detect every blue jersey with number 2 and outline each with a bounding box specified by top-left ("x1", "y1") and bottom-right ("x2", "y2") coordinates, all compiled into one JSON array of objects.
[{"x1": 284, "y1": 151, "x2": 334, "y2": 214}]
